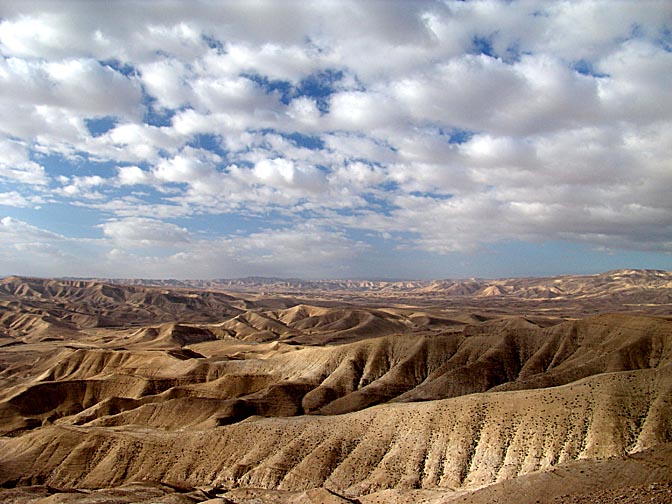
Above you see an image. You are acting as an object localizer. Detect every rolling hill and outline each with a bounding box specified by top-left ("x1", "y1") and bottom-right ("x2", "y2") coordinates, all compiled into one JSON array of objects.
[{"x1": 0, "y1": 271, "x2": 670, "y2": 503}]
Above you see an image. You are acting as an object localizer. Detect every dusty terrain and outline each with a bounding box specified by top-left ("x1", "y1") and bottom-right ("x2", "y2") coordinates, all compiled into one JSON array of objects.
[{"x1": 0, "y1": 270, "x2": 671, "y2": 503}]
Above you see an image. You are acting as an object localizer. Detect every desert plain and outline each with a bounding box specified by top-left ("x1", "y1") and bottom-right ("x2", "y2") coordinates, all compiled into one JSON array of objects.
[{"x1": 0, "y1": 269, "x2": 671, "y2": 503}]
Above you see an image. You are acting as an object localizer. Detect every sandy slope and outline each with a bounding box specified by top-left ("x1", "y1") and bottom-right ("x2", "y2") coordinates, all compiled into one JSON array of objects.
[
  {"x1": 0, "y1": 274, "x2": 671, "y2": 503},
  {"x1": 1, "y1": 365, "x2": 671, "y2": 497}
]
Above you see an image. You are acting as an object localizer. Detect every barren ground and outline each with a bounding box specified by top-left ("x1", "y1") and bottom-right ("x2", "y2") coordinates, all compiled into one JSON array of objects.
[{"x1": 0, "y1": 270, "x2": 671, "y2": 503}]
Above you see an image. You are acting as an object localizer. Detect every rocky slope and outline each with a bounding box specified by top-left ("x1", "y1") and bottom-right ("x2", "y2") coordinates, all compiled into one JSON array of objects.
[
  {"x1": 0, "y1": 276, "x2": 257, "y2": 335},
  {"x1": 0, "y1": 274, "x2": 670, "y2": 503}
]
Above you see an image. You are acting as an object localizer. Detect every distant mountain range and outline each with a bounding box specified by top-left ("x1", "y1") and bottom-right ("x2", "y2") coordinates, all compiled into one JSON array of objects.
[
  {"x1": 93, "y1": 268, "x2": 671, "y2": 298},
  {"x1": 2, "y1": 270, "x2": 670, "y2": 333}
]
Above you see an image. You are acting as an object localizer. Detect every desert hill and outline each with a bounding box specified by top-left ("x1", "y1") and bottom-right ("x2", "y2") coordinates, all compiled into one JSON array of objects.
[
  {"x1": 1, "y1": 363, "x2": 671, "y2": 500},
  {"x1": 106, "y1": 268, "x2": 672, "y2": 298},
  {"x1": 0, "y1": 313, "x2": 669, "y2": 431},
  {"x1": 0, "y1": 272, "x2": 671, "y2": 503},
  {"x1": 0, "y1": 276, "x2": 255, "y2": 335},
  {"x1": 94, "y1": 268, "x2": 672, "y2": 317}
]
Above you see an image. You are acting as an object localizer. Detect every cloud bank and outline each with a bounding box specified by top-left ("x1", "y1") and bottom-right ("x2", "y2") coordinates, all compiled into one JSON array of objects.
[{"x1": 0, "y1": 0, "x2": 670, "y2": 278}]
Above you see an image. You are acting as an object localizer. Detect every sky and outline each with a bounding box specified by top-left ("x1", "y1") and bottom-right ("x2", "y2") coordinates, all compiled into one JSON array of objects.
[{"x1": 0, "y1": 0, "x2": 671, "y2": 280}]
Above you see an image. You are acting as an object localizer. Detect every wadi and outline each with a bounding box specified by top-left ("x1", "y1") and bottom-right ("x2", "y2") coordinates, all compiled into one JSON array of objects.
[{"x1": 0, "y1": 269, "x2": 671, "y2": 503}]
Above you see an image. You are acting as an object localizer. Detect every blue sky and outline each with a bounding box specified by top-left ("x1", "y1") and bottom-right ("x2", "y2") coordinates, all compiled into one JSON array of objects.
[{"x1": 0, "y1": 0, "x2": 671, "y2": 279}]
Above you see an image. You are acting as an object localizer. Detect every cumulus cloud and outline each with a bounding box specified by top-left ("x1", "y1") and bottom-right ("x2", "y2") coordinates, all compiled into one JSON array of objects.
[
  {"x1": 0, "y1": 0, "x2": 670, "y2": 278},
  {"x1": 0, "y1": 191, "x2": 36, "y2": 208},
  {"x1": 117, "y1": 165, "x2": 154, "y2": 186},
  {"x1": 101, "y1": 217, "x2": 190, "y2": 247},
  {"x1": 0, "y1": 57, "x2": 142, "y2": 126},
  {"x1": 597, "y1": 39, "x2": 672, "y2": 124},
  {"x1": 139, "y1": 58, "x2": 192, "y2": 110},
  {"x1": 153, "y1": 149, "x2": 220, "y2": 184},
  {"x1": 251, "y1": 158, "x2": 327, "y2": 194},
  {"x1": 56, "y1": 175, "x2": 106, "y2": 199},
  {"x1": 0, "y1": 138, "x2": 48, "y2": 185}
]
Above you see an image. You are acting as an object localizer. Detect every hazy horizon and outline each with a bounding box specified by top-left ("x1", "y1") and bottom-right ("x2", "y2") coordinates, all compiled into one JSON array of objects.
[
  {"x1": 2, "y1": 267, "x2": 669, "y2": 284},
  {"x1": 1, "y1": 1, "x2": 670, "y2": 279}
]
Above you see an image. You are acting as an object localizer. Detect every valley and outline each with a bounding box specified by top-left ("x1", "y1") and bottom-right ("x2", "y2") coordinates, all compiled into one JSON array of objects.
[{"x1": 0, "y1": 270, "x2": 671, "y2": 503}]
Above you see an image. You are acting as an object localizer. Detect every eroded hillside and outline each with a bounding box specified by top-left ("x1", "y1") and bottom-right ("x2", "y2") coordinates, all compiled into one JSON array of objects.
[
  {"x1": 109, "y1": 269, "x2": 672, "y2": 316},
  {"x1": 0, "y1": 274, "x2": 671, "y2": 503}
]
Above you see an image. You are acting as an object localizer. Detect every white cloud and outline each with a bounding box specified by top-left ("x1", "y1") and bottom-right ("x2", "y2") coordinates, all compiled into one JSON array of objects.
[
  {"x1": 0, "y1": 216, "x2": 62, "y2": 241},
  {"x1": 144, "y1": 22, "x2": 203, "y2": 60},
  {"x1": 215, "y1": 42, "x2": 320, "y2": 82},
  {"x1": 153, "y1": 224, "x2": 369, "y2": 279},
  {"x1": 139, "y1": 58, "x2": 192, "y2": 109},
  {"x1": 101, "y1": 217, "x2": 190, "y2": 247},
  {"x1": 153, "y1": 147, "x2": 220, "y2": 184},
  {"x1": 0, "y1": 56, "x2": 143, "y2": 159},
  {"x1": 0, "y1": 138, "x2": 48, "y2": 185},
  {"x1": 251, "y1": 158, "x2": 327, "y2": 194},
  {"x1": 323, "y1": 133, "x2": 397, "y2": 165},
  {"x1": 192, "y1": 75, "x2": 280, "y2": 114},
  {"x1": 0, "y1": 57, "x2": 142, "y2": 120},
  {"x1": 329, "y1": 161, "x2": 387, "y2": 189},
  {"x1": 77, "y1": 197, "x2": 193, "y2": 219},
  {"x1": 56, "y1": 175, "x2": 107, "y2": 199},
  {"x1": 0, "y1": 218, "x2": 368, "y2": 279},
  {"x1": 45, "y1": 59, "x2": 142, "y2": 117},
  {"x1": 0, "y1": 216, "x2": 110, "y2": 277},
  {"x1": 597, "y1": 39, "x2": 672, "y2": 124},
  {"x1": 0, "y1": 191, "x2": 41, "y2": 208},
  {"x1": 533, "y1": 1, "x2": 670, "y2": 61},
  {"x1": 80, "y1": 122, "x2": 184, "y2": 164},
  {"x1": 240, "y1": 224, "x2": 367, "y2": 268},
  {"x1": 0, "y1": 13, "x2": 90, "y2": 59},
  {"x1": 286, "y1": 96, "x2": 321, "y2": 127},
  {"x1": 117, "y1": 166, "x2": 154, "y2": 186},
  {"x1": 374, "y1": 52, "x2": 603, "y2": 136},
  {"x1": 328, "y1": 90, "x2": 401, "y2": 131},
  {"x1": 0, "y1": 0, "x2": 671, "y2": 277}
]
